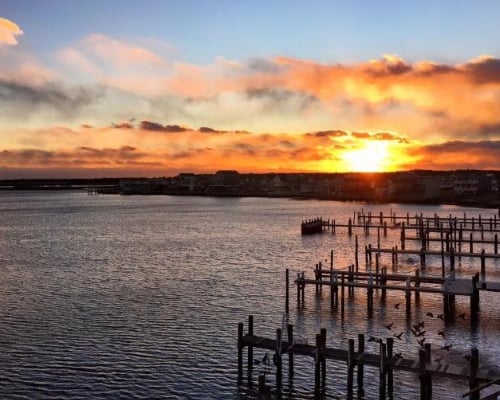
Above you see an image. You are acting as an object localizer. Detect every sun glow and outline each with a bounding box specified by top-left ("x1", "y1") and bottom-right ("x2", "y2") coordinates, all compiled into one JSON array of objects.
[{"x1": 342, "y1": 141, "x2": 391, "y2": 172}]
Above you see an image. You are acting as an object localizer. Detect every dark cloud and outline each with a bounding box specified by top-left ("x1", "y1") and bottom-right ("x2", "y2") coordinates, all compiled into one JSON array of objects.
[
  {"x1": 0, "y1": 79, "x2": 102, "y2": 117},
  {"x1": 112, "y1": 122, "x2": 134, "y2": 129},
  {"x1": 419, "y1": 140, "x2": 500, "y2": 154},
  {"x1": 464, "y1": 57, "x2": 500, "y2": 84},
  {"x1": 139, "y1": 120, "x2": 188, "y2": 132},
  {"x1": 246, "y1": 57, "x2": 283, "y2": 74},
  {"x1": 233, "y1": 143, "x2": 256, "y2": 155},
  {"x1": 245, "y1": 88, "x2": 318, "y2": 111},
  {"x1": 350, "y1": 131, "x2": 407, "y2": 142},
  {"x1": 199, "y1": 126, "x2": 218, "y2": 133},
  {"x1": 351, "y1": 131, "x2": 370, "y2": 139},
  {"x1": 306, "y1": 129, "x2": 348, "y2": 138}
]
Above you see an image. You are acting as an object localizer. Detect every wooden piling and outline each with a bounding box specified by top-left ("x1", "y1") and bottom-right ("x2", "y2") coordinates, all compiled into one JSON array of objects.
[
  {"x1": 379, "y1": 342, "x2": 387, "y2": 400},
  {"x1": 275, "y1": 328, "x2": 282, "y2": 389},
  {"x1": 469, "y1": 348, "x2": 479, "y2": 400},
  {"x1": 355, "y1": 235, "x2": 359, "y2": 271},
  {"x1": 238, "y1": 322, "x2": 243, "y2": 379},
  {"x1": 347, "y1": 338, "x2": 355, "y2": 398},
  {"x1": 387, "y1": 338, "x2": 394, "y2": 396},
  {"x1": 405, "y1": 278, "x2": 411, "y2": 316},
  {"x1": 285, "y1": 269, "x2": 289, "y2": 312},
  {"x1": 287, "y1": 324, "x2": 294, "y2": 378},
  {"x1": 357, "y1": 334, "x2": 365, "y2": 396},
  {"x1": 248, "y1": 315, "x2": 254, "y2": 371},
  {"x1": 480, "y1": 249, "x2": 486, "y2": 281},
  {"x1": 314, "y1": 333, "x2": 321, "y2": 396}
]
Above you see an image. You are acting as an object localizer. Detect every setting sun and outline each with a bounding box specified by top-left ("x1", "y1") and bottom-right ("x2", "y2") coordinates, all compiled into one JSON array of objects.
[{"x1": 342, "y1": 141, "x2": 390, "y2": 172}]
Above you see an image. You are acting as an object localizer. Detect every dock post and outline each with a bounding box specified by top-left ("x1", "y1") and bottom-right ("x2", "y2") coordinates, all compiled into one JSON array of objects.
[
  {"x1": 348, "y1": 218, "x2": 352, "y2": 236},
  {"x1": 471, "y1": 273, "x2": 480, "y2": 323},
  {"x1": 425, "y1": 344, "x2": 432, "y2": 399},
  {"x1": 238, "y1": 322, "x2": 244, "y2": 380},
  {"x1": 285, "y1": 269, "x2": 289, "y2": 312},
  {"x1": 357, "y1": 334, "x2": 365, "y2": 397},
  {"x1": 420, "y1": 247, "x2": 426, "y2": 267},
  {"x1": 387, "y1": 338, "x2": 394, "y2": 396},
  {"x1": 384, "y1": 221, "x2": 387, "y2": 236},
  {"x1": 314, "y1": 263, "x2": 319, "y2": 293},
  {"x1": 296, "y1": 272, "x2": 301, "y2": 308},
  {"x1": 380, "y1": 211, "x2": 383, "y2": 225},
  {"x1": 347, "y1": 339, "x2": 355, "y2": 399},
  {"x1": 330, "y1": 271, "x2": 336, "y2": 310},
  {"x1": 469, "y1": 348, "x2": 479, "y2": 400},
  {"x1": 341, "y1": 274, "x2": 345, "y2": 319},
  {"x1": 379, "y1": 342, "x2": 387, "y2": 400},
  {"x1": 275, "y1": 328, "x2": 282, "y2": 390},
  {"x1": 348, "y1": 265, "x2": 354, "y2": 297},
  {"x1": 441, "y1": 239, "x2": 445, "y2": 278},
  {"x1": 330, "y1": 249, "x2": 334, "y2": 269},
  {"x1": 401, "y1": 222, "x2": 406, "y2": 250},
  {"x1": 470, "y1": 233, "x2": 473, "y2": 254},
  {"x1": 301, "y1": 272, "x2": 305, "y2": 304},
  {"x1": 495, "y1": 234, "x2": 498, "y2": 254},
  {"x1": 367, "y1": 274, "x2": 373, "y2": 317},
  {"x1": 450, "y1": 247, "x2": 455, "y2": 271},
  {"x1": 287, "y1": 324, "x2": 294, "y2": 378},
  {"x1": 415, "y1": 269, "x2": 420, "y2": 303},
  {"x1": 381, "y1": 267, "x2": 387, "y2": 301},
  {"x1": 248, "y1": 315, "x2": 254, "y2": 372},
  {"x1": 354, "y1": 235, "x2": 359, "y2": 271},
  {"x1": 320, "y1": 328, "x2": 327, "y2": 389},
  {"x1": 419, "y1": 349, "x2": 428, "y2": 400},
  {"x1": 405, "y1": 278, "x2": 411, "y2": 316},
  {"x1": 480, "y1": 249, "x2": 485, "y2": 282},
  {"x1": 314, "y1": 333, "x2": 321, "y2": 397}
]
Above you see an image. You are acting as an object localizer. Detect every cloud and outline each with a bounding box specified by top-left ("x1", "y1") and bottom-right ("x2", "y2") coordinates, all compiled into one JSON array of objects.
[
  {"x1": 0, "y1": 17, "x2": 23, "y2": 46},
  {"x1": 139, "y1": 120, "x2": 187, "y2": 132}
]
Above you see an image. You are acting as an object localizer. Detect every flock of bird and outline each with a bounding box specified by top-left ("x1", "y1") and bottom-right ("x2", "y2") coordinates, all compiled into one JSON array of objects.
[{"x1": 365, "y1": 302, "x2": 472, "y2": 366}]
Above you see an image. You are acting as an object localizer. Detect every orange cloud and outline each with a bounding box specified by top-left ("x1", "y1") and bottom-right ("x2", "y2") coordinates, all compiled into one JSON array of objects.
[{"x1": 0, "y1": 17, "x2": 23, "y2": 45}]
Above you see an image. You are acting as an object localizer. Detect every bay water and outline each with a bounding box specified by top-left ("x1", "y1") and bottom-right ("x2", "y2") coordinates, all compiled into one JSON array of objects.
[{"x1": 0, "y1": 191, "x2": 499, "y2": 399}]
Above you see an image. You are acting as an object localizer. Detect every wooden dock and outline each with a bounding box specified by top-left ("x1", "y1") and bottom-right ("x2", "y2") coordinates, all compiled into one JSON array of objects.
[
  {"x1": 238, "y1": 316, "x2": 500, "y2": 400},
  {"x1": 243, "y1": 209, "x2": 500, "y2": 399}
]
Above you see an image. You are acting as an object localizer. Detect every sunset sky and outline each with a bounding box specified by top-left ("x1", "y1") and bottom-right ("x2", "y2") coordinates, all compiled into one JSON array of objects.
[{"x1": 1, "y1": 1, "x2": 500, "y2": 178}]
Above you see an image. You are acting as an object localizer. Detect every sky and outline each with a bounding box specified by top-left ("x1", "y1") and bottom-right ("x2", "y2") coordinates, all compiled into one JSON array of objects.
[{"x1": 1, "y1": 1, "x2": 500, "y2": 178}]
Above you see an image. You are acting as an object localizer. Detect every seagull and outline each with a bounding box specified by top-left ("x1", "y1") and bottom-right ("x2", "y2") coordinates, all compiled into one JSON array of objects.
[
  {"x1": 418, "y1": 337, "x2": 426, "y2": 347},
  {"x1": 437, "y1": 314, "x2": 444, "y2": 320},
  {"x1": 385, "y1": 322, "x2": 394, "y2": 330},
  {"x1": 416, "y1": 330, "x2": 426, "y2": 337},
  {"x1": 442, "y1": 344, "x2": 453, "y2": 351},
  {"x1": 394, "y1": 303, "x2": 401, "y2": 309},
  {"x1": 394, "y1": 332, "x2": 404, "y2": 340},
  {"x1": 437, "y1": 330, "x2": 445, "y2": 338},
  {"x1": 426, "y1": 312, "x2": 434, "y2": 318}
]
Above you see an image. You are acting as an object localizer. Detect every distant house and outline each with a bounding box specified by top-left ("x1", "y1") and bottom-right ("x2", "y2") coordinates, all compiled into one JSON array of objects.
[
  {"x1": 212, "y1": 170, "x2": 241, "y2": 186},
  {"x1": 205, "y1": 170, "x2": 241, "y2": 195}
]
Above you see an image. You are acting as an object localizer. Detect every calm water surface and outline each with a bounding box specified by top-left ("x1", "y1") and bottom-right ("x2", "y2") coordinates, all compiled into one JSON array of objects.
[{"x1": 0, "y1": 191, "x2": 499, "y2": 399}]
